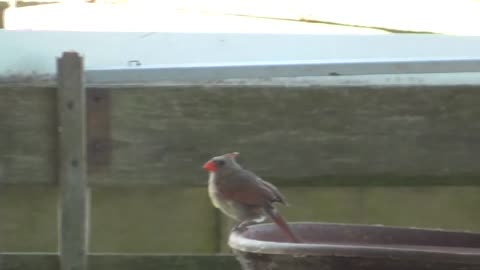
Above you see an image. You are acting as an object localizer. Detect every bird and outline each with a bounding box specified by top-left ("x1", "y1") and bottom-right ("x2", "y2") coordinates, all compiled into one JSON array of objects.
[{"x1": 203, "y1": 152, "x2": 300, "y2": 243}]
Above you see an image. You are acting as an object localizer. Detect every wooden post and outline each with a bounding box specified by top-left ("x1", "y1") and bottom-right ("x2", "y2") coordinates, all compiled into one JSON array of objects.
[{"x1": 57, "y1": 52, "x2": 89, "y2": 270}]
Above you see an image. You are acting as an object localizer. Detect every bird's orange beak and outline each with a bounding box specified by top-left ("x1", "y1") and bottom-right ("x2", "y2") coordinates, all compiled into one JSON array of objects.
[{"x1": 203, "y1": 160, "x2": 217, "y2": 172}]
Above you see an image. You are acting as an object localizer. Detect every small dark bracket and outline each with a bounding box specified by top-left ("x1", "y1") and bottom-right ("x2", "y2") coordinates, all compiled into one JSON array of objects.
[{"x1": 87, "y1": 88, "x2": 112, "y2": 174}]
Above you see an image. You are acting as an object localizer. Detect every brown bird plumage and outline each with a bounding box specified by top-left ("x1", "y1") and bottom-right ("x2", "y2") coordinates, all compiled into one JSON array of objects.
[{"x1": 203, "y1": 152, "x2": 300, "y2": 243}]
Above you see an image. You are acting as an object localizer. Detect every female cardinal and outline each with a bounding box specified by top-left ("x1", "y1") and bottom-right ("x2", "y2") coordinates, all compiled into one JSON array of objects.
[{"x1": 203, "y1": 152, "x2": 300, "y2": 243}]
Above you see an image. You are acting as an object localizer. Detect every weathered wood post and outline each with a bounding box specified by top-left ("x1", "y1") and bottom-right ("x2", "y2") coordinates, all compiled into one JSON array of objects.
[{"x1": 57, "y1": 52, "x2": 89, "y2": 270}]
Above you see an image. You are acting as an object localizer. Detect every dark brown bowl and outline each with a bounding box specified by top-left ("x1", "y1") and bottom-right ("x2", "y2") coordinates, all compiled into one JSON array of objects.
[{"x1": 229, "y1": 222, "x2": 480, "y2": 270}]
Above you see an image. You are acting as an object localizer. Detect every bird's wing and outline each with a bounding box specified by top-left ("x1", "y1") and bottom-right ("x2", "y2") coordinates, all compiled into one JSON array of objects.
[
  {"x1": 259, "y1": 179, "x2": 288, "y2": 205},
  {"x1": 218, "y1": 170, "x2": 283, "y2": 206}
]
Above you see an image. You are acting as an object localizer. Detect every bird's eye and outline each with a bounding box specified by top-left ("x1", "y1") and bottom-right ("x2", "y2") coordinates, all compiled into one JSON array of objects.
[{"x1": 215, "y1": 160, "x2": 226, "y2": 166}]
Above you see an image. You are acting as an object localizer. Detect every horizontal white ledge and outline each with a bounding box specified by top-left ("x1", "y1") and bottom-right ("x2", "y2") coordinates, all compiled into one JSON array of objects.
[
  {"x1": 85, "y1": 58, "x2": 480, "y2": 84},
  {"x1": 3, "y1": 32, "x2": 480, "y2": 77}
]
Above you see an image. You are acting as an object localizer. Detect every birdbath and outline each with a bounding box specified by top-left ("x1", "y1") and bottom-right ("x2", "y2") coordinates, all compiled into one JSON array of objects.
[{"x1": 229, "y1": 222, "x2": 480, "y2": 270}]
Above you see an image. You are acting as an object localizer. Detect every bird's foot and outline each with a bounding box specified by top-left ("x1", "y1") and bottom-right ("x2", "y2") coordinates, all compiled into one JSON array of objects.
[
  {"x1": 231, "y1": 222, "x2": 251, "y2": 233},
  {"x1": 231, "y1": 224, "x2": 246, "y2": 233}
]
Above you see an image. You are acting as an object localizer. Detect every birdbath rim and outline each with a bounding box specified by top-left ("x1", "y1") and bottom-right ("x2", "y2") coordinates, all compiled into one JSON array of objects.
[{"x1": 228, "y1": 222, "x2": 480, "y2": 264}]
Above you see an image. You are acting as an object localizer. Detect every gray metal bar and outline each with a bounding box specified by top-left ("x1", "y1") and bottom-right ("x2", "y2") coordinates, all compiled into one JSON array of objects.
[{"x1": 85, "y1": 58, "x2": 480, "y2": 84}]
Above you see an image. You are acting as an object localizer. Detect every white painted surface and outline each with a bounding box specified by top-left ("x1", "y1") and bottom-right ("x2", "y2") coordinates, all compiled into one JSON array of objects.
[
  {"x1": 2, "y1": 31, "x2": 480, "y2": 78},
  {"x1": 200, "y1": 73, "x2": 480, "y2": 87},
  {"x1": 85, "y1": 59, "x2": 480, "y2": 84}
]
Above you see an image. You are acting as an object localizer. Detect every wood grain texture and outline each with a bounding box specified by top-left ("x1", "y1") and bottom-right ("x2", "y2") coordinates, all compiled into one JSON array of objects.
[
  {"x1": 1, "y1": 186, "x2": 478, "y2": 254},
  {"x1": 0, "y1": 254, "x2": 240, "y2": 270},
  {"x1": 0, "y1": 186, "x2": 58, "y2": 252},
  {"x1": 0, "y1": 86, "x2": 56, "y2": 184},
  {"x1": 89, "y1": 85, "x2": 480, "y2": 186},
  {"x1": 90, "y1": 187, "x2": 218, "y2": 253},
  {"x1": 0, "y1": 253, "x2": 58, "y2": 270},
  {"x1": 0, "y1": 187, "x2": 218, "y2": 253},
  {"x1": 87, "y1": 88, "x2": 112, "y2": 174},
  {"x1": 2, "y1": 84, "x2": 480, "y2": 186},
  {"x1": 281, "y1": 186, "x2": 480, "y2": 231},
  {"x1": 89, "y1": 254, "x2": 240, "y2": 270},
  {"x1": 57, "y1": 52, "x2": 88, "y2": 270}
]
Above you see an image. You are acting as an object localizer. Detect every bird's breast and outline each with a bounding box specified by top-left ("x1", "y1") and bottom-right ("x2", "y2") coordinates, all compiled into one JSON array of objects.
[{"x1": 208, "y1": 173, "x2": 222, "y2": 208}]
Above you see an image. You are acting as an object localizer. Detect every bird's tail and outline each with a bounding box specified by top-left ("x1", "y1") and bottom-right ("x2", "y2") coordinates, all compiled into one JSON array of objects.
[{"x1": 264, "y1": 206, "x2": 301, "y2": 243}]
